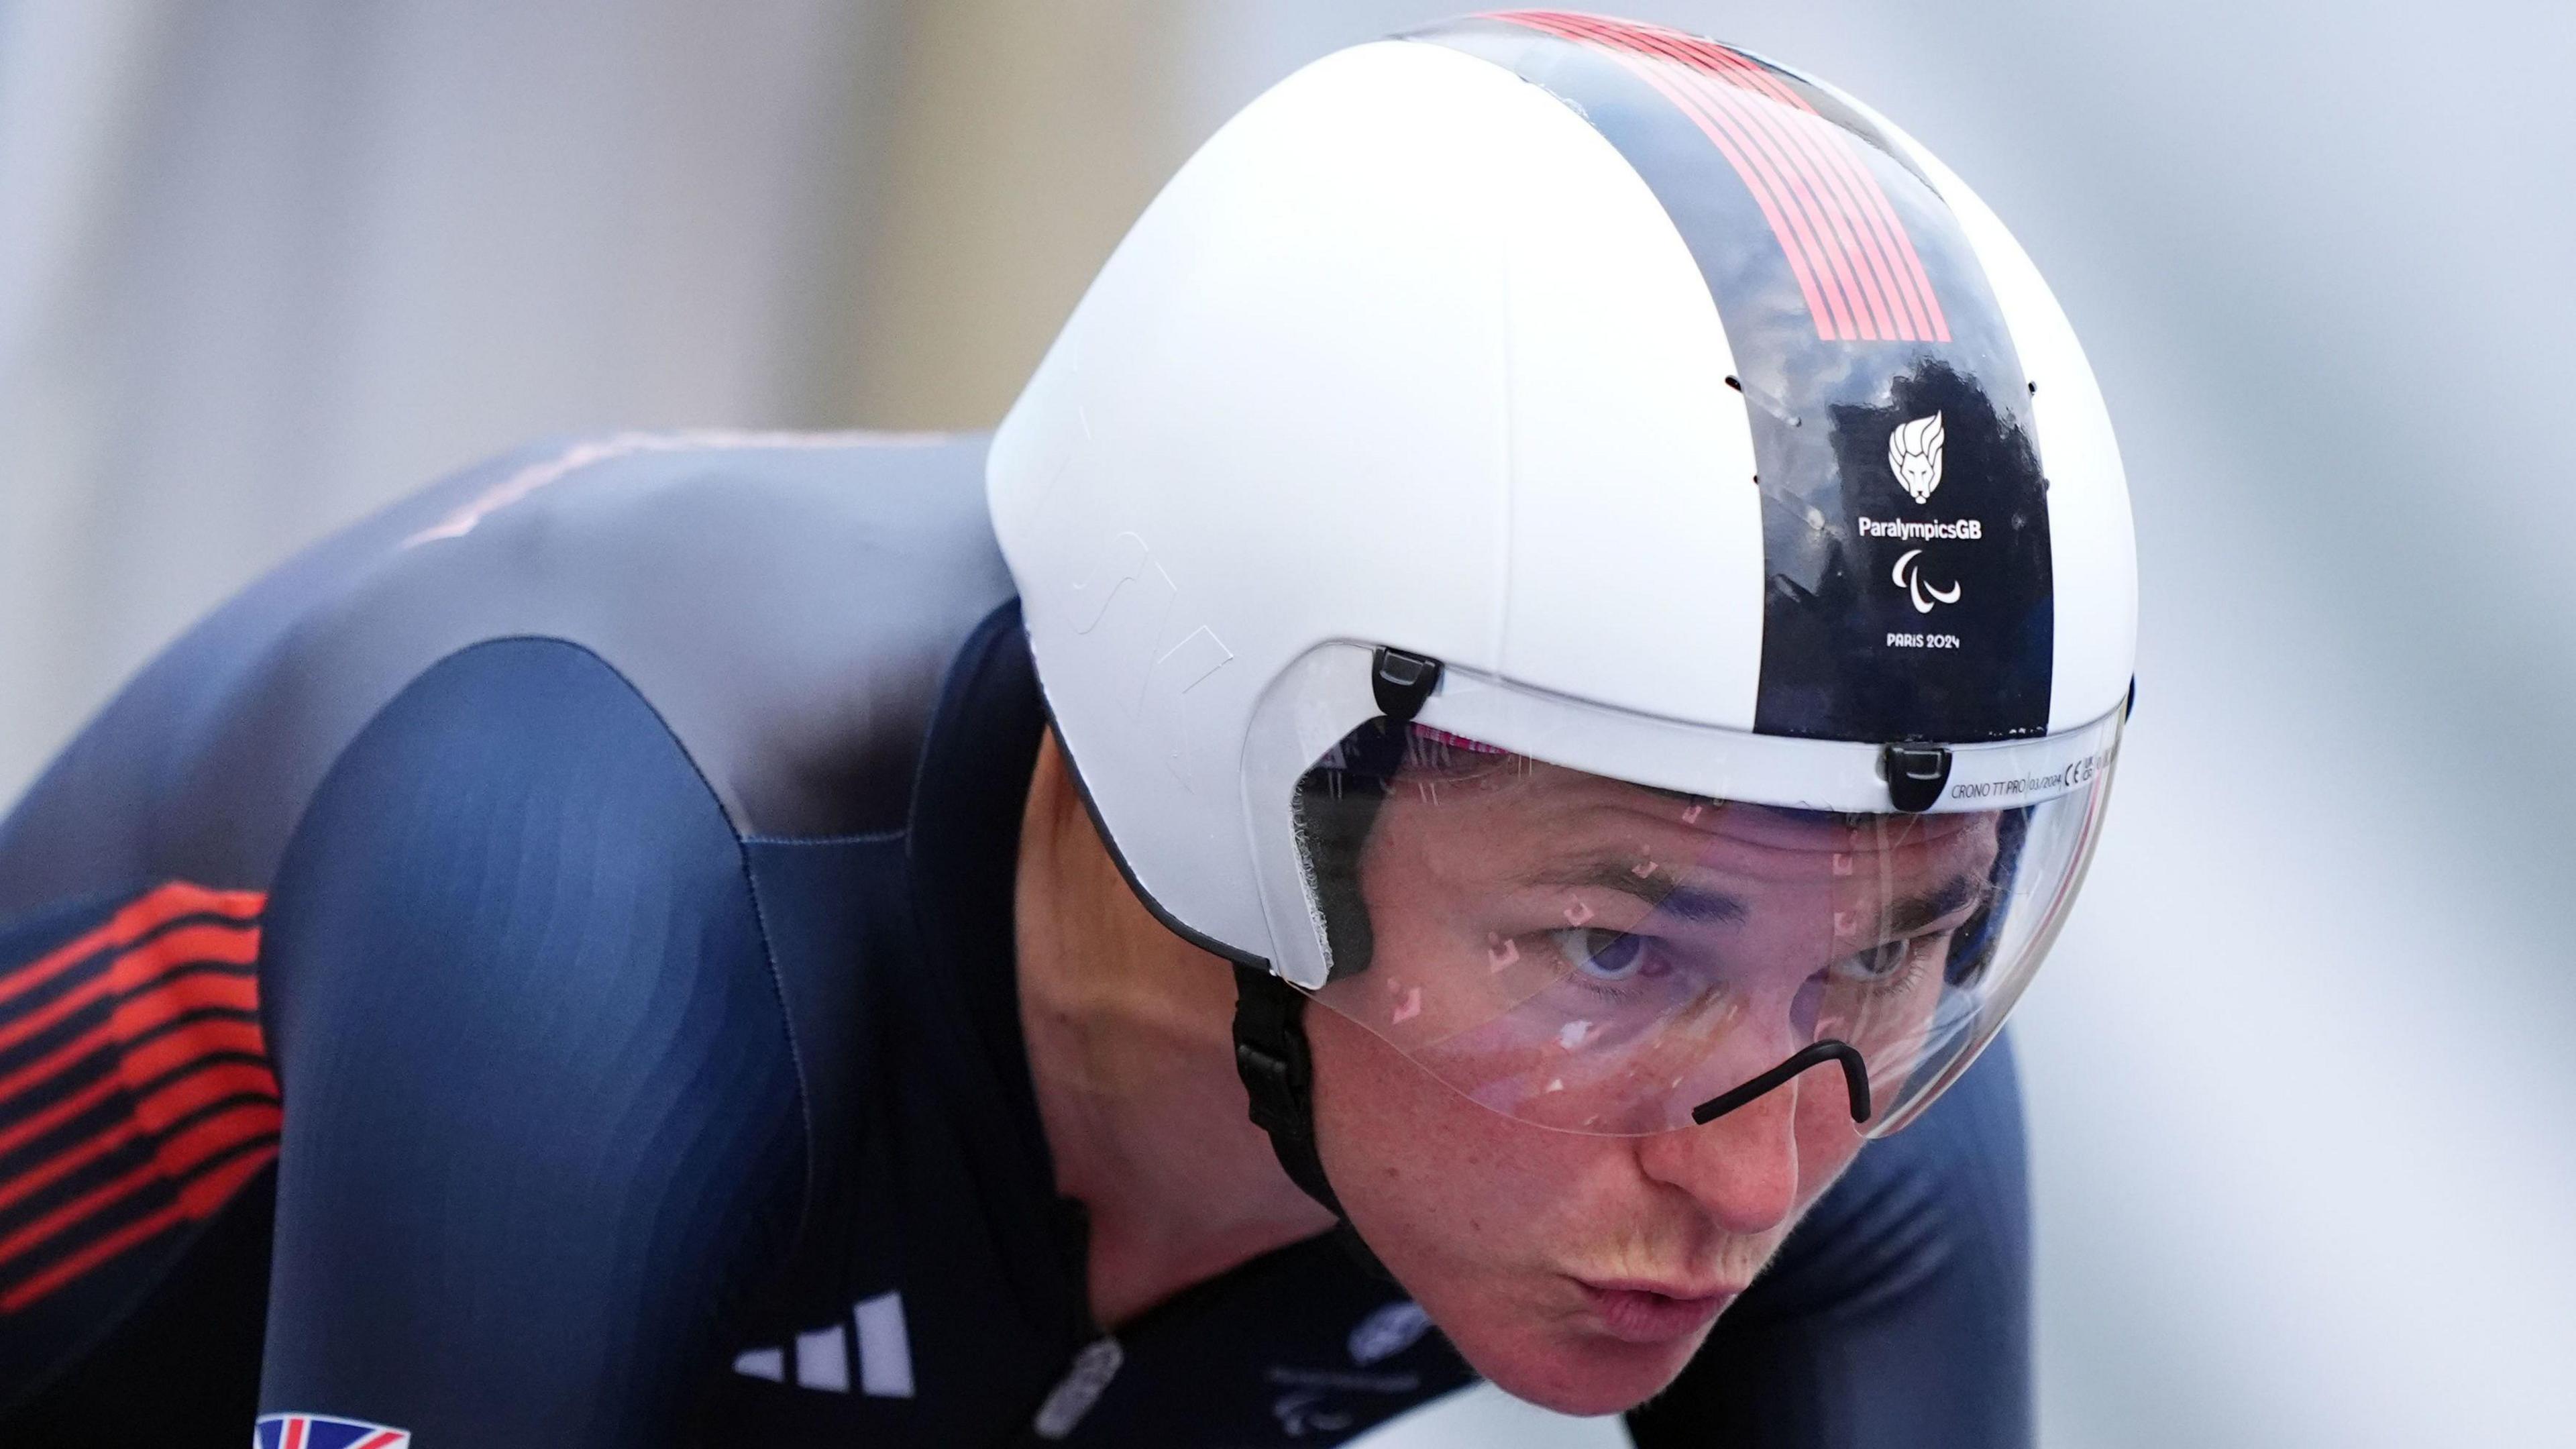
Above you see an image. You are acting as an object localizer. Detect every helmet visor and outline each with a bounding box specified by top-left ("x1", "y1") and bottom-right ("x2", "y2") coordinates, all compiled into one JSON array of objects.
[{"x1": 1273, "y1": 714, "x2": 2114, "y2": 1138}]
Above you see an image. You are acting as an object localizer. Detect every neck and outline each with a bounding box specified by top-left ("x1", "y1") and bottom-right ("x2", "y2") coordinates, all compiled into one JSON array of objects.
[{"x1": 1013, "y1": 732, "x2": 1334, "y2": 1330}]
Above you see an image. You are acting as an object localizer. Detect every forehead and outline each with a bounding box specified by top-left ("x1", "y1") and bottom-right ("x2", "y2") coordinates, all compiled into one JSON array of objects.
[{"x1": 1375, "y1": 753, "x2": 1999, "y2": 879}]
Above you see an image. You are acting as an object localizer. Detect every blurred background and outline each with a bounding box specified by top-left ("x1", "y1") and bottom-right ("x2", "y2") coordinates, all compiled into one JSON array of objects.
[{"x1": 3, "y1": 1, "x2": 2570, "y2": 1444}]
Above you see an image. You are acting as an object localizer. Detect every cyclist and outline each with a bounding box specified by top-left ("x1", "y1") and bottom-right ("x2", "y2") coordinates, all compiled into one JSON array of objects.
[{"x1": 0, "y1": 13, "x2": 2133, "y2": 1446}]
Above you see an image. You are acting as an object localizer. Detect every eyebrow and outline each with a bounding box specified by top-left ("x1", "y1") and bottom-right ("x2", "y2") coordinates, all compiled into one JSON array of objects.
[
  {"x1": 1882, "y1": 873, "x2": 1989, "y2": 935},
  {"x1": 1537, "y1": 865, "x2": 1988, "y2": 934},
  {"x1": 1535, "y1": 862, "x2": 1749, "y2": 924}
]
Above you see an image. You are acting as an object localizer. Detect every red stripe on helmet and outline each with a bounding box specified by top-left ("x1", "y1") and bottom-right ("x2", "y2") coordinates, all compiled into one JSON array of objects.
[{"x1": 1493, "y1": 11, "x2": 1950, "y2": 343}]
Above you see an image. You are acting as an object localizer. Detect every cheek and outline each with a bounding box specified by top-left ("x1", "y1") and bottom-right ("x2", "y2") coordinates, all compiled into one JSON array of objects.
[
  {"x1": 1301, "y1": 1002, "x2": 1607, "y2": 1269},
  {"x1": 1792, "y1": 1090, "x2": 1870, "y2": 1205}
]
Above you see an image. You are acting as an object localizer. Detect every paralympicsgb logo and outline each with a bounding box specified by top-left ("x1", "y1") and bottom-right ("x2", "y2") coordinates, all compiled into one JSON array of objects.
[
  {"x1": 1888, "y1": 412, "x2": 1944, "y2": 504},
  {"x1": 1882, "y1": 413, "x2": 1964, "y2": 614}
]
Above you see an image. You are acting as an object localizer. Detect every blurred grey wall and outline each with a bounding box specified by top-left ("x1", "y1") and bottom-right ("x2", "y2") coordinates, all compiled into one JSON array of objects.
[{"x1": 2, "y1": 3, "x2": 2569, "y2": 1446}]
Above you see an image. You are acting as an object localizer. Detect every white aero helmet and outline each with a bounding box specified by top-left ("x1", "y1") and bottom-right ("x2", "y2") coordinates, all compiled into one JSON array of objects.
[{"x1": 989, "y1": 12, "x2": 2135, "y2": 1165}]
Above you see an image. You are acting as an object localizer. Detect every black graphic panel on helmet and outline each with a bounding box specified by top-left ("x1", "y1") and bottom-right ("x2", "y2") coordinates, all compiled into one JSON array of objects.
[
  {"x1": 1412, "y1": 11, "x2": 2054, "y2": 743},
  {"x1": 1762, "y1": 362, "x2": 2052, "y2": 739}
]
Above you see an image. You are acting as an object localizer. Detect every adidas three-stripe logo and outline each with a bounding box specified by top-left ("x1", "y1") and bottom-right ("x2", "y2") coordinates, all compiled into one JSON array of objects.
[{"x1": 733, "y1": 1290, "x2": 913, "y2": 1397}]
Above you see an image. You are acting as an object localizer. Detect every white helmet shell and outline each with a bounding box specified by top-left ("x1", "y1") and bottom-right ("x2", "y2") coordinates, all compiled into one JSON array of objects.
[{"x1": 988, "y1": 15, "x2": 2136, "y2": 968}]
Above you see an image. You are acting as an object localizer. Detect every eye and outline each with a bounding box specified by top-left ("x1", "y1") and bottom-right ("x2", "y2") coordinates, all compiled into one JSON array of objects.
[
  {"x1": 1829, "y1": 938, "x2": 1917, "y2": 985},
  {"x1": 1550, "y1": 928, "x2": 1658, "y2": 983}
]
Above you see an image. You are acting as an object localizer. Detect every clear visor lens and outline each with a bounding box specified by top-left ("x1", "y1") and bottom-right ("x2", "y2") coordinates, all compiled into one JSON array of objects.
[{"x1": 1289, "y1": 721, "x2": 2113, "y2": 1137}]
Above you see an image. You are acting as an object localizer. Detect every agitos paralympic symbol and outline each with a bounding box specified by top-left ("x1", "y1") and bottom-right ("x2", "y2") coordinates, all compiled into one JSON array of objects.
[{"x1": 1890, "y1": 547, "x2": 1962, "y2": 614}]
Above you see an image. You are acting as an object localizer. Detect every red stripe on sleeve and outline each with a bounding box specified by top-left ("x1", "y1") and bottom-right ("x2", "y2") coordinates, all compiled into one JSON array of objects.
[
  {"x1": 0, "y1": 884, "x2": 261, "y2": 1009},
  {"x1": 121, "y1": 1019, "x2": 268, "y2": 1089},
  {"x1": 0, "y1": 884, "x2": 277, "y2": 1313},
  {"x1": 0, "y1": 1023, "x2": 115, "y2": 1115},
  {"x1": 0, "y1": 1155, "x2": 162, "y2": 1269},
  {"x1": 0, "y1": 922, "x2": 258, "y2": 1059},
  {"x1": 0, "y1": 1071, "x2": 117, "y2": 1159},
  {"x1": 0, "y1": 1079, "x2": 278, "y2": 1269},
  {"x1": 109, "y1": 967, "x2": 260, "y2": 1040},
  {"x1": 155, "y1": 1101, "x2": 284, "y2": 1181},
  {"x1": 0, "y1": 1118, "x2": 139, "y2": 1216},
  {"x1": 174, "y1": 1138, "x2": 278, "y2": 1218},
  {"x1": 105, "y1": 922, "x2": 261, "y2": 994},
  {"x1": 0, "y1": 1128, "x2": 278, "y2": 1302},
  {"x1": 131, "y1": 1059, "x2": 280, "y2": 1134},
  {"x1": 0, "y1": 973, "x2": 115, "y2": 1059},
  {"x1": 0, "y1": 1197, "x2": 190, "y2": 1311}
]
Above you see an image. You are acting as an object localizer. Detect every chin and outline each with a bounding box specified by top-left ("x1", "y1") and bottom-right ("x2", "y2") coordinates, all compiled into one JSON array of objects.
[{"x1": 1460, "y1": 1323, "x2": 1711, "y2": 1418}]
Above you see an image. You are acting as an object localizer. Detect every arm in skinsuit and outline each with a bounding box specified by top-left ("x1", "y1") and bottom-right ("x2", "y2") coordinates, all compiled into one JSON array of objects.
[
  {"x1": 255, "y1": 638, "x2": 809, "y2": 1444},
  {"x1": 1626, "y1": 1036, "x2": 2032, "y2": 1449}
]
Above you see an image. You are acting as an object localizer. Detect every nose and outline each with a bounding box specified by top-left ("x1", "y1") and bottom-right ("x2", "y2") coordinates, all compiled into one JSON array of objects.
[{"x1": 1633, "y1": 1077, "x2": 1804, "y2": 1236}]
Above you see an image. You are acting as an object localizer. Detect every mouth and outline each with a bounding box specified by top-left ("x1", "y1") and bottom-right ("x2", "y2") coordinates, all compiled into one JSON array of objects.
[{"x1": 1571, "y1": 1277, "x2": 1740, "y2": 1344}]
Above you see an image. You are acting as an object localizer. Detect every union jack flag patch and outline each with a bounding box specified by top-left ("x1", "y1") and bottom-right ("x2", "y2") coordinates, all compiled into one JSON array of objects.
[{"x1": 252, "y1": 1413, "x2": 413, "y2": 1448}]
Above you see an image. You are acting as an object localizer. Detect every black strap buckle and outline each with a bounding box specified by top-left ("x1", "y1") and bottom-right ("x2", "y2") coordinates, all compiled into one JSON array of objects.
[
  {"x1": 1230, "y1": 964, "x2": 1334, "y2": 1212},
  {"x1": 1230, "y1": 965, "x2": 1393, "y2": 1281}
]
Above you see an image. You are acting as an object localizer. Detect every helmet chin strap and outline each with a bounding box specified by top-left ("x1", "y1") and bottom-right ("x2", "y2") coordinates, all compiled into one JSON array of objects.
[
  {"x1": 1225, "y1": 650, "x2": 1446, "y2": 1281},
  {"x1": 1228, "y1": 962, "x2": 1393, "y2": 1282}
]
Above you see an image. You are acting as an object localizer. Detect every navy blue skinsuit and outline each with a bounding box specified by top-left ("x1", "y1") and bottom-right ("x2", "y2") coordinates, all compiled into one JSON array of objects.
[{"x1": 0, "y1": 434, "x2": 2030, "y2": 1446}]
